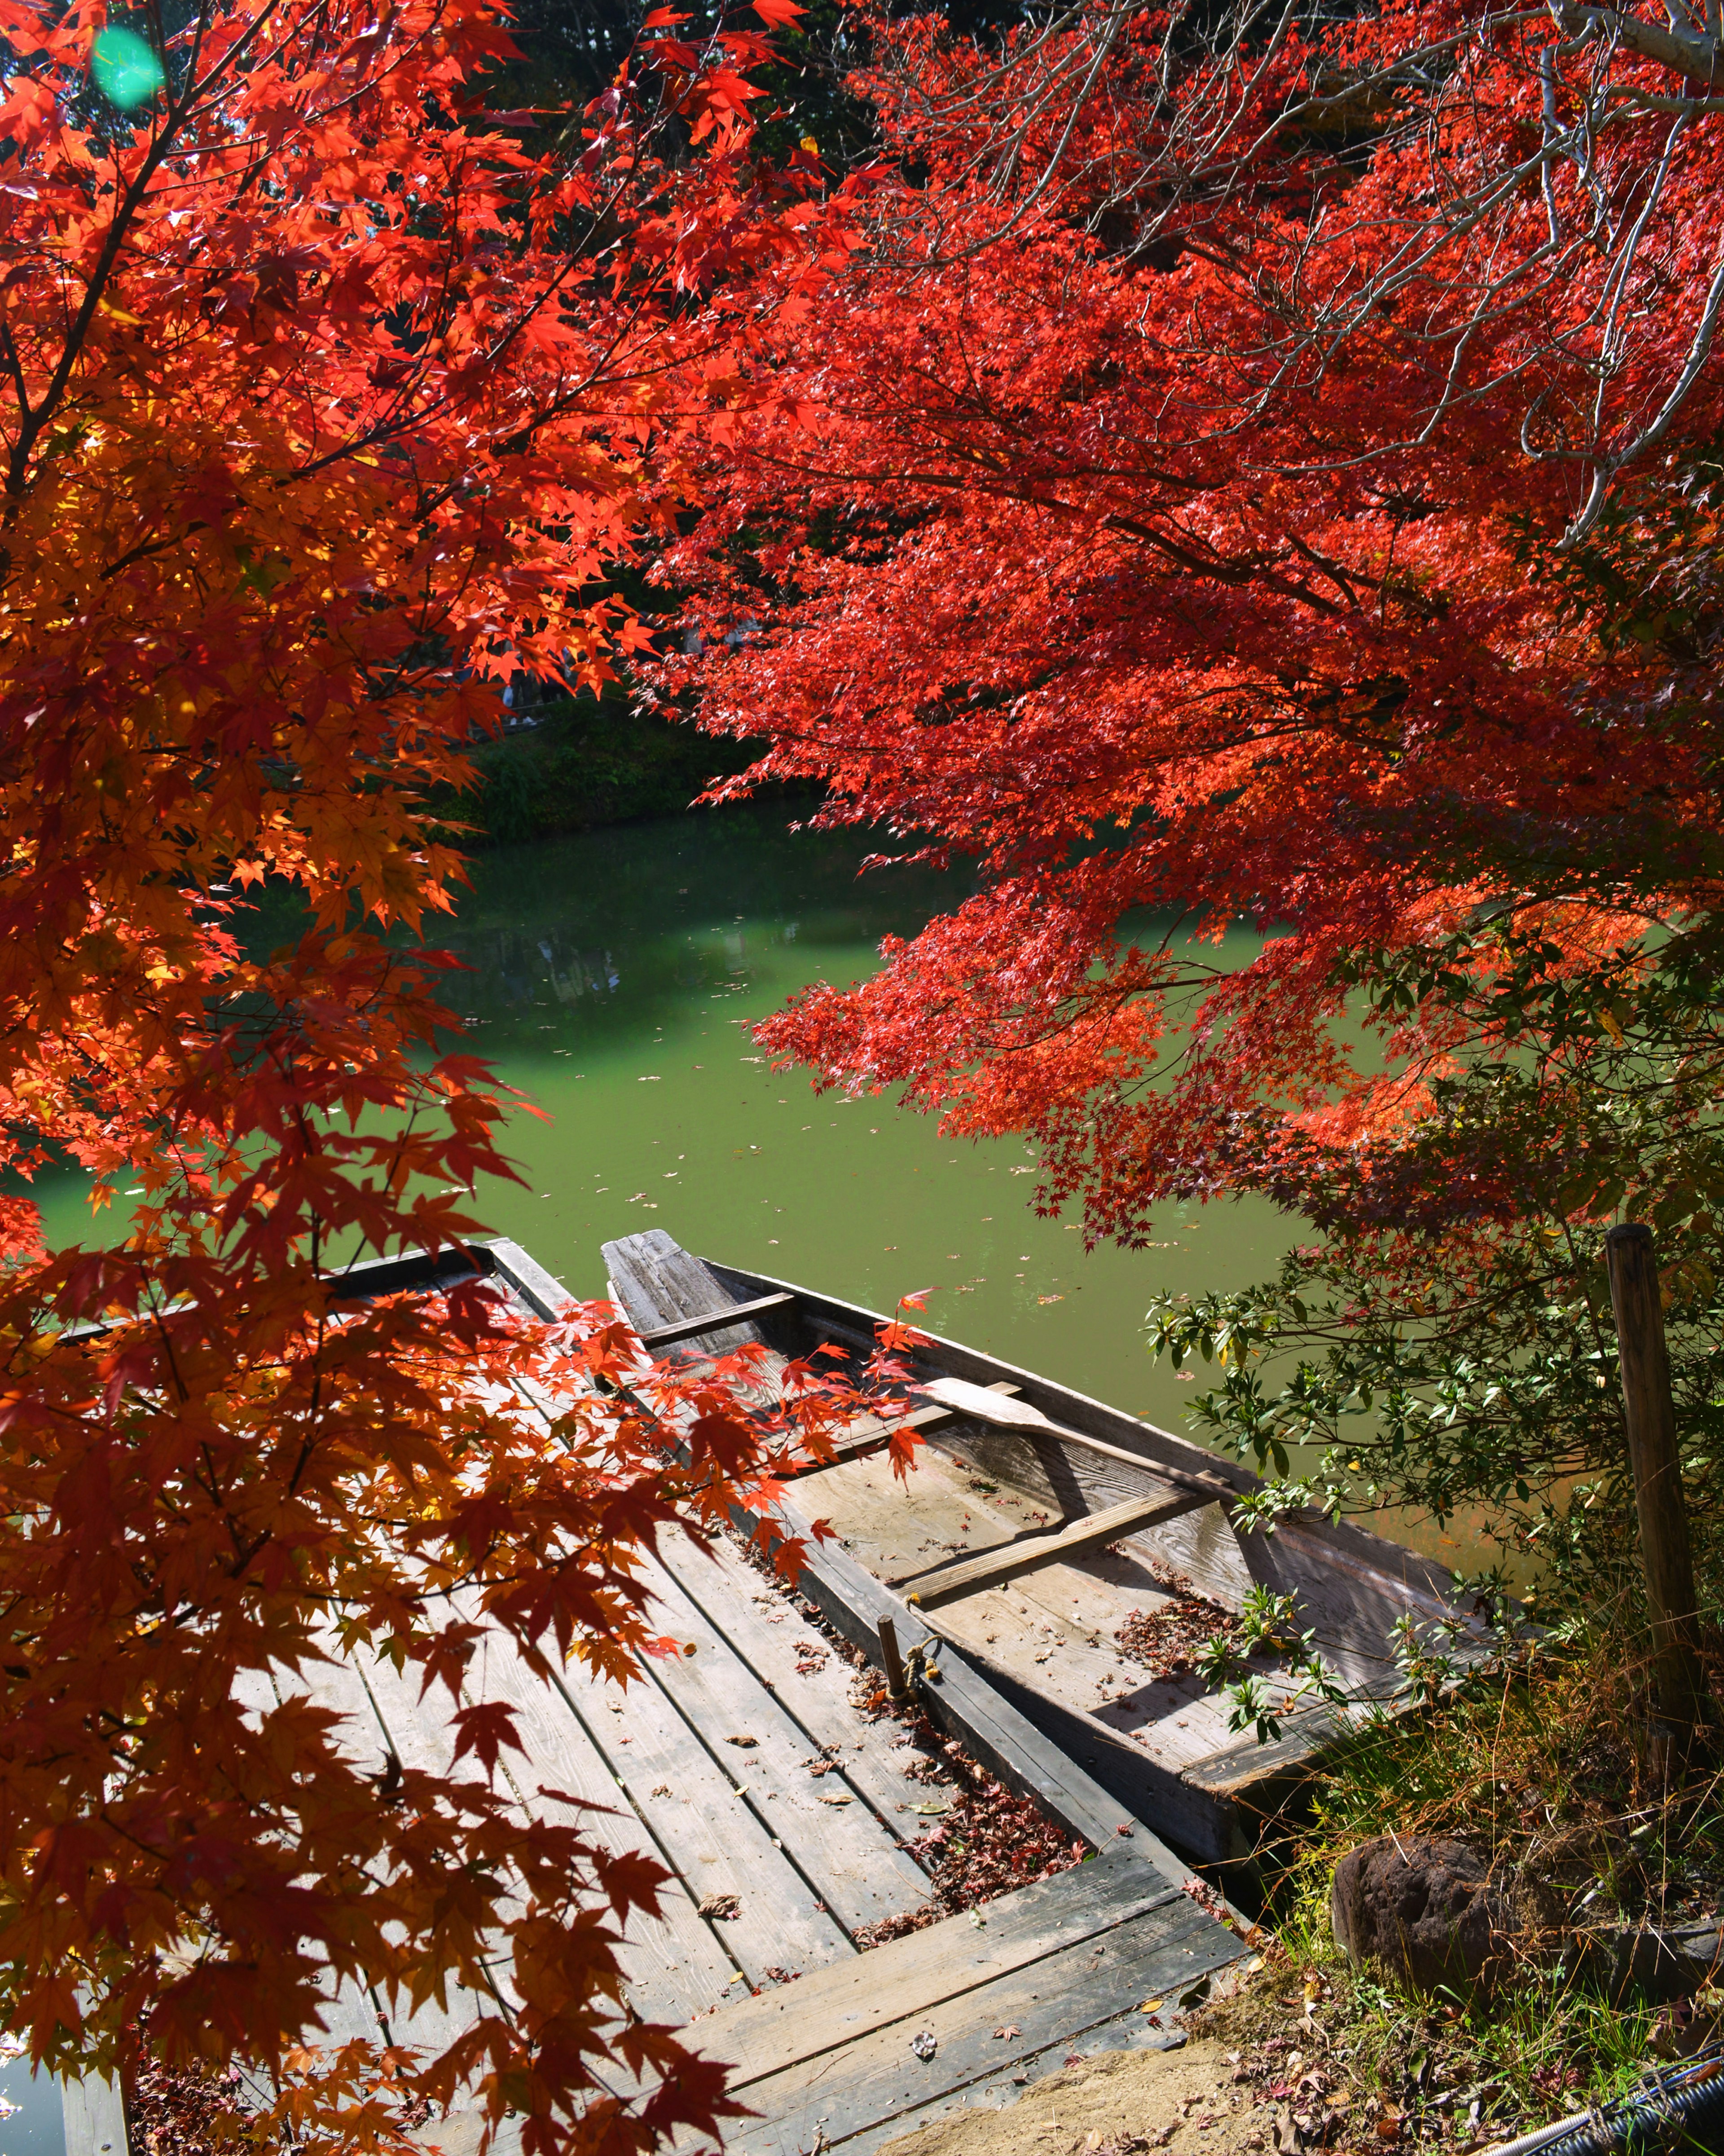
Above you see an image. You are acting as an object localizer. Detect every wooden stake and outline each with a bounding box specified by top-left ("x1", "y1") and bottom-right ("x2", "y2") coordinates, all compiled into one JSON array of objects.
[
  {"x1": 878, "y1": 1617, "x2": 910, "y2": 1703},
  {"x1": 1604, "y1": 1223, "x2": 1706, "y2": 1737}
]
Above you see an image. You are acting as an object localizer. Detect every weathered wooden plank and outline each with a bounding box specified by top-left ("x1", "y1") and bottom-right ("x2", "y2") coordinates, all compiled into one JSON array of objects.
[
  {"x1": 799, "y1": 1446, "x2": 1038, "y2": 1587},
  {"x1": 684, "y1": 1840, "x2": 1172, "y2": 2090},
  {"x1": 639, "y1": 1293, "x2": 796, "y2": 1348},
  {"x1": 563, "y1": 1657, "x2": 860, "y2": 1985},
  {"x1": 784, "y1": 1398, "x2": 982, "y2": 1478},
  {"x1": 451, "y1": 1611, "x2": 742, "y2": 2026},
  {"x1": 629, "y1": 1548, "x2": 937, "y2": 1938},
  {"x1": 928, "y1": 1574, "x2": 1240, "y2": 1772},
  {"x1": 313, "y1": 1647, "x2": 513, "y2": 2054},
  {"x1": 892, "y1": 1490, "x2": 1218, "y2": 1609},
  {"x1": 486, "y1": 1237, "x2": 576, "y2": 1323},
  {"x1": 702, "y1": 1886, "x2": 1241, "y2": 2155},
  {"x1": 62, "y1": 2072, "x2": 129, "y2": 2156},
  {"x1": 233, "y1": 1657, "x2": 398, "y2": 2053},
  {"x1": 809, "y1": 2002, "x2": 1174, "y2": 2156},
  {"x1": 918, "y1": 1377, "x2": 1237, "y2": 1509},
  {"x1": 648, "y1": 1532, "x2": 943, "y2": 1841},
  {"x1": 605, "y1": 1232, "x2": 770, "y2": 1355}
]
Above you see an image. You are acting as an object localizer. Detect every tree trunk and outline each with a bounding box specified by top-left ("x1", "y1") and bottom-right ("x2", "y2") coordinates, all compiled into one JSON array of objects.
[{"x1": 1604, "y1": 1223, "x2": 1706, "y2": 1741}]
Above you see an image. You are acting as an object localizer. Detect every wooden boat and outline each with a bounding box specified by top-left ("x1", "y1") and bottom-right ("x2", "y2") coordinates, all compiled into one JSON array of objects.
[
  {"x1": 605, "y1": 1229, "x2": 1480, "y2": 1872},
  {"x1": 65, "y1": 1235, "x2": 1250, "y2": 2156}
]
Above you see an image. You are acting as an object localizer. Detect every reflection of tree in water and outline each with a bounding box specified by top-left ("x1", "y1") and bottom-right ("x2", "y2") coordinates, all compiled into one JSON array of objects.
[{"x1": 416, "y1": 807, "x2": 971, "y2": 1045}]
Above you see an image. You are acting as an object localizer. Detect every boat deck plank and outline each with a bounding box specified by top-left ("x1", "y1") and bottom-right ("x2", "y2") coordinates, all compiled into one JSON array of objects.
[
  {"x1": 648, "y1": 1530, "x2": 948, "y2": 1851},
  {"x1": 565, "y1": 1653, "x2": 860, "y2": 1984},
  {"x1": 454, "y1": 1609, "x2": 742, "y2": 2028},
  {"x1": 893, "y1": 1489, "x2": 1216, "y2": 1607},
  {"x1": 677, "y1": 1842, "x2": 1242, "y2": 2155},
  {"x1": 632, "y1": 1542, "x2": 938, "y2": 1937}
]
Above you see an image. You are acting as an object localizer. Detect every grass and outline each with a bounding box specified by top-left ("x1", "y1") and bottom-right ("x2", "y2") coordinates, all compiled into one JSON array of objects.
[{"x1": 1190, "y1": 1608, "x2": 1724, "y2": 2149}]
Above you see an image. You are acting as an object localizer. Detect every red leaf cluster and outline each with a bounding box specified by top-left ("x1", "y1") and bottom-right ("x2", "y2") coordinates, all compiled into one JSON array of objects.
[
  {"x1": 0, "y1": 0, "x2": 867, "y2": 2146},
  {"x1": 661, "y1": 2, "x2": 1724, "y2": 1238}
]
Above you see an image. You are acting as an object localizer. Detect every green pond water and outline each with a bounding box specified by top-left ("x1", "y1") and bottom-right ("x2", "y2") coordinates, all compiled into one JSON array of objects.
[
  {"x1": 26, "y1": 804, "x2": 1474, "y2": 1569},
  {"x1": 428, "y1": 807, "x2": 1303, "y2": 1446}
]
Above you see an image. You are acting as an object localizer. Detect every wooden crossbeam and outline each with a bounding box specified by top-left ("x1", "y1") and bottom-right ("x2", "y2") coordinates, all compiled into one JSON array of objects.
[
  {"x1": 783, "y1": 1380, "x2": 1024, "y2": 1478},
  {"x1": 637, "y1": 1291, "x2": 796, "y2": 1348},
  {"x1": 889, "y1": 1486, "x2": 1220, "y2": 1609}
]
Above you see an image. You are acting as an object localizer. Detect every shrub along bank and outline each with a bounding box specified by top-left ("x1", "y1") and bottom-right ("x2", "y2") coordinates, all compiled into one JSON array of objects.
[{"x1": 445, "y1": 696, "x2": 758, "y2": 843}]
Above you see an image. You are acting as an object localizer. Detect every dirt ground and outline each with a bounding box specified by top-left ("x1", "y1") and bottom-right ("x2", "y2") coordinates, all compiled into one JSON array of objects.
[{"x1": 878, "y1": 2038, "x2": 1282, "y2": 2156}]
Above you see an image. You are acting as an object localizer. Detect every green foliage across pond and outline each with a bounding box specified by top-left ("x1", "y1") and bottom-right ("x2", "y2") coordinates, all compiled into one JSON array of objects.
[{"x1": 444, "y1": 696, "x2": 759, "y2": 844}]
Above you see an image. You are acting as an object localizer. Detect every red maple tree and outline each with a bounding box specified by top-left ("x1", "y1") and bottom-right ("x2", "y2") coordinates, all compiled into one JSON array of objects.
[
  {"x1": 0, "y1": 0, "x2": 878, "y2": 2147},
  {"x1": 663, "y1": 0, "x2": 1724, "y2": 1241}
]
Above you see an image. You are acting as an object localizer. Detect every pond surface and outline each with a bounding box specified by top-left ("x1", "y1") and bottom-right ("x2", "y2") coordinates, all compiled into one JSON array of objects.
[
  {"x1": 0, "y1": 2058, "x2": 64, "y2": 2156},
  {"x1": 25, "y1": 803, "x2": 1473, "y2": 1569},
  {"x1": 412, "y1": 808, "x2": 1300, "y2": 1447}
]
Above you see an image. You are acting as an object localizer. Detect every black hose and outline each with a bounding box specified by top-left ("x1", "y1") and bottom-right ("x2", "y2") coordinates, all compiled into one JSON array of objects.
[{"x1": 1498, "y1": 2049, "x2": 1724, "y2": 2156}]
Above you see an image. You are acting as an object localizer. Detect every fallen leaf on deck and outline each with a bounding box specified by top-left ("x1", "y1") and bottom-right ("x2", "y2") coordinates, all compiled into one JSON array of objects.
[
  {"x1": 818, "y1": 1792, "x2": 853, "y2": 1806},
  {"x1": 993, "y1": 2025, "x2": 1020, "y2": 2041},
  {"x1": 725, "y1": 1734, "x2": 759, "y2": 1748},
  {"x1": 651, "y1": 1785, "x2": 671, "y2": 1797},
  {"x1": 698, "y1": 1894, "x2": 740, "y2": 1920},
  {"x1": 1139, "y1": 1998, "x2": 1165, "y2": 2013}
]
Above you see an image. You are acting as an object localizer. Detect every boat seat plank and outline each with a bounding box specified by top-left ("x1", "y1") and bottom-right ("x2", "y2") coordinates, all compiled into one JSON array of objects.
[
  {"x1": 892, "y1": 1490, "x2": 1218, "y2": 1609},
  {"x1": 629, "y1": 1543, "x2": 938, "y2": 1937},
  {"x1": 695, "y1": 1875, "x2": 1241, "y2": 2154},
  {"x1": 564, "y1": 1658, "x2": 860, "y2": 1984},
  {"x1": 918, "y1": 1377, "x2": 1237, "y2": 1510},
  {"x1": 792, "y1": 1383, "x2": 1024, "y2": 1477},
  {"x1": 639, "y1": 1292, "x2": 797, "y2": 1348}
]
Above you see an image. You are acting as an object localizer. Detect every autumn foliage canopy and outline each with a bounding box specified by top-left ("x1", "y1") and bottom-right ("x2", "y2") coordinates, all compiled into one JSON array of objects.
[
  {"x1": 0, "y1": 0, "x2": 869, "y2": 2147},
  {"x1": 11, "y1": 0, "x2": 1724, "y2": 2141},
  {"x1": 671, "y1": 0, "x2": 1724, "y2": 1244}
]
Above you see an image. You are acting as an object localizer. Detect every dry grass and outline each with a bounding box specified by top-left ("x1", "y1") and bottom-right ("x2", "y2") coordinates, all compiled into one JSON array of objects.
[{"x1": 1197, "y1": 1607, "x2": 1724, "y2": 2148}]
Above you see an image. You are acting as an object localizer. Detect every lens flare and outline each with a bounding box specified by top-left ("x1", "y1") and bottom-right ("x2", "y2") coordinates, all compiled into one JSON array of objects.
[{"x1": 92, "y1": 28, "x2": 164, "y2": 110}]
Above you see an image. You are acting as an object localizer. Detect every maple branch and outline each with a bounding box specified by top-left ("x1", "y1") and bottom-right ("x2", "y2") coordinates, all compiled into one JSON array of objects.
[{"x1": 1550, "y1": 1, "x2": 1724, "y2": 85}]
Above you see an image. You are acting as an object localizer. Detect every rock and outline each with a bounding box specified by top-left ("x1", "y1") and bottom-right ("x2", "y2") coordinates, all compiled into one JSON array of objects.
[
  {"x1": 1604, "y1": 1917, "x2": 1724, "y2": 2003},
  {"x1": 1331, "y1": 1835, "x2": 1510, "y2": 1995}
]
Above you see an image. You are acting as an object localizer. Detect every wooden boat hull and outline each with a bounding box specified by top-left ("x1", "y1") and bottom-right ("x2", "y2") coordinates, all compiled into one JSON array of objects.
[{"x1": 606, "y1": 1232, "x2": 1478, "y2": 1870}]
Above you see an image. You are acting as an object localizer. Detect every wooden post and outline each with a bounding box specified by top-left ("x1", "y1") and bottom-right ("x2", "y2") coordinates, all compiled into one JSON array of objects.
[
  {"x1": 878, "y1": 1617, "x2": 910, "y2": 1703},
  {"x1": 1604, "y1": 1223, "x2": 1706, "y2": 1738}
]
